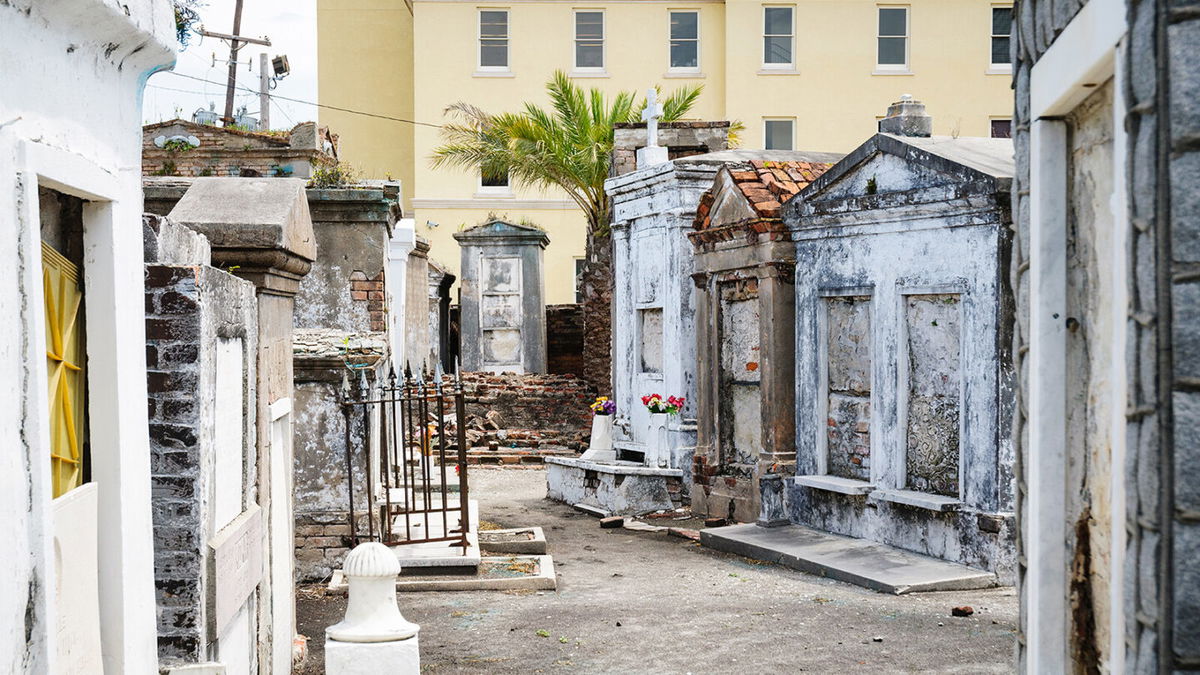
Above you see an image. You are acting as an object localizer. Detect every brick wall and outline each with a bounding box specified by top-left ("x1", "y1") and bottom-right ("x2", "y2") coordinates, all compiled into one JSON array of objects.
[
  {"x1": 611, "y1": 121, "x2": 732, "y2": 176},
  {"x1": 546, "y1": 304, "x2": 584, "y2": 376},
  {"x1": 457, "y1": 372, "x2": 596, "y2": 456},
  {"x1": 145, "y1": 265, "x2": 207, "y2": 661},
  {"x1": 142, "y1": 120, "x2": 334, "y2": 179},
  {"x1": 145, "y1": 262, "x2": 257, "y2": 662},
  {"x1": 349, "y1": 270, "x2": 386, "y2": 331}
]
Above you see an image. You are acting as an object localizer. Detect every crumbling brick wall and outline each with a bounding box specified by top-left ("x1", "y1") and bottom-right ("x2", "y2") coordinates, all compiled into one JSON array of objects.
[
  {"x1": 457, "y1": 372, "x2": 596, "y2": 454},
  {"x1": 547, "y1": 304, "x2": 584, "y2": 375},
  {"x1": 349, "y1": 270, "x2": 386, "y2": 332}
]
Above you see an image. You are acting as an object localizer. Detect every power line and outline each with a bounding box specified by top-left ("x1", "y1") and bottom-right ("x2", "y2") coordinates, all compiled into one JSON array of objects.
[{"x1": 159, "y1": 70, "x2": 443, "y2": 128}]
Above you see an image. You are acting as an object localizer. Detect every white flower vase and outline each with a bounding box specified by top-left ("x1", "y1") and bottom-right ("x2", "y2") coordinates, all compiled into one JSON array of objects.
[
  {"x1": 648, "y1": 412, "x2": 669, "y2": 468},
  {"x1": 579, "y1": 415, "x2": 616, "y2": 462}
]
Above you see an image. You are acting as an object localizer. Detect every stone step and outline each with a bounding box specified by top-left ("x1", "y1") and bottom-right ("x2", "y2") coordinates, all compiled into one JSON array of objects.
[{"x1": 700, "y1": 523, "x2": 998, "y2": 595}]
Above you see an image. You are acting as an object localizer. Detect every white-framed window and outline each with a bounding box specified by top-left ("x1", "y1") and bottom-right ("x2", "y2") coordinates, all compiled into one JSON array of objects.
[
  {"x1": 478, "y1": 168, "x2": 511, "y2": 194},
  {"x1": 574, "y1": 10, "x2": 605, "y2": 71},
  {"x1": 669, "y1": 10, "x2": 700, "y2": 71},
  {"x1": 990, "y1": 5, "x2": 1013, "y2": 68},
  {"x1": 876, "y1": 6, "x2": 909, "y2": 71},
  {"x1": 763, "y1": 118, "x2": 795, "y2": 150},
  {"x1": 478, "y1": 9, "x2": 510, "y2": 71},
  {"x1": 762, "y1": 5, "x2": 794, "y2": 68}
]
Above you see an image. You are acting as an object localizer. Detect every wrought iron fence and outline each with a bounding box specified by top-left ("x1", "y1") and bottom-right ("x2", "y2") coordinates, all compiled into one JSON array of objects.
[{"x1": 339, "y1": 364, "x2": 470, "y2": 553}]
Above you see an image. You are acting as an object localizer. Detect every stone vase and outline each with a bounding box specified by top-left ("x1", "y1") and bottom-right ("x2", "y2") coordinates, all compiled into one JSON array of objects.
[
  {"x1": 648, "y1": 412, "x2": 670, "y2": 468},
  {"x1": 580, "y1": 415, "x2": 615, "y2": 462}
]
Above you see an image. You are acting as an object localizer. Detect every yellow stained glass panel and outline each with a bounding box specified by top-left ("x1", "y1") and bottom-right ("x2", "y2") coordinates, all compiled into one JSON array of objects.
[{"x1": 42, "y1": 242, "x2": 86, "y2": 498}]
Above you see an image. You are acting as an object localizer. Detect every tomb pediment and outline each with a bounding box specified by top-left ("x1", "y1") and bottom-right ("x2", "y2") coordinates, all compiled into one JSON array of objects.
[
  {"x1": 454, "y1": 219, "x2": 550, "y2": 246},
  {"x1": 790, "y1": 134, "x2": 1014, "y2": 209}
]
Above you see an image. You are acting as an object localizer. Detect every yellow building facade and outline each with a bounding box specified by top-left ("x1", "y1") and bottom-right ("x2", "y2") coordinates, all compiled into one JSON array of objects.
[{"x1": 318, "y1": 0, "x2": 1015, "y2": 303}]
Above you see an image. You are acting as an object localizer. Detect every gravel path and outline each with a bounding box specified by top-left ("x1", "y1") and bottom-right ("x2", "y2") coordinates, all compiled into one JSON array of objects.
[{"x1": 297, "y1": 467, "x2": 1017, "y2": 673}]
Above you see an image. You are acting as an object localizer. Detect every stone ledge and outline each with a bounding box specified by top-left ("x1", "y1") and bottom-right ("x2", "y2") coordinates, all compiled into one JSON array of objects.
[
  {"x1": 793, "y1": 475, "x2": 876, "y2": 495},
  {"x1": 701, "y1": 523, "x2": 997, "y2": 594},
  {"x1": 868, "y1": 488, "x2": 963, "y2": 512},
  {"x1": 544, "y1": 456, "x2": 683, "y2": 477}
]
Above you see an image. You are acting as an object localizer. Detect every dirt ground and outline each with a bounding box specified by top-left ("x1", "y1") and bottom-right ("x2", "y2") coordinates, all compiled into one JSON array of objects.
[{"x1": 297, "y1": 467, "x2": 1017, "y2": 674}]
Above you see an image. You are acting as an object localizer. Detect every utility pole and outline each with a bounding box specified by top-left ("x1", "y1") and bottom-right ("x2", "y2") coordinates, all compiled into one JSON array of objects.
[
  {"x1": 196, "y1": 4, "x2": 270, "y2": 127},
  {"x1": 259, "y1": 53, "x2": 270, "y2": 131},
  {"x1": 221, "y1": 0, "x2": 244, "y2": 126}
]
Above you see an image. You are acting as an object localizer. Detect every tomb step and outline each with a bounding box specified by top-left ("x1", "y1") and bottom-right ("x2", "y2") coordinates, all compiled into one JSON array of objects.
[
  {"x1": 700, "y1": 523, "x2": 998, "y2": 595},
  {"x1": 384, "y1": 500, "x2": 482, "y2": 571},
  {"x1": 327, "y1": 554, "x2": 557, "y2": 593}
]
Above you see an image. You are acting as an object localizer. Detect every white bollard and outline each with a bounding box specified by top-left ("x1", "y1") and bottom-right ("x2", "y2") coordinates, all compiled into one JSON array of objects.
[{"x1": 325, "y1": 542, "x2": 420, "y2": 675}]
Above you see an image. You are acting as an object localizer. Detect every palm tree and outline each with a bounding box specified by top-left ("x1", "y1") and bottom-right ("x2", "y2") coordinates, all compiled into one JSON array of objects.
[{"x1": 431, "y1": 70, "x2": 703, "y2": 235}]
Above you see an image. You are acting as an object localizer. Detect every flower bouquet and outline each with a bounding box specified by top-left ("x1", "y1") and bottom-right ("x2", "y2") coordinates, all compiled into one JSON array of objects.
[
  {"x1": 589, "y1": 396, "x2": 616, "y2": 416},
  {"x1": 641, "y1": 393, "x2": 685, "y2": 414},
  {"x1": 581, "y1": 396, "x2": 617, "y2": 461}
]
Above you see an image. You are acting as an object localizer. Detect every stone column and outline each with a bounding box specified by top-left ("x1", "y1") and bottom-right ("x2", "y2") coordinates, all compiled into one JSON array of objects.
[
  {"x1": 387, "y1": 219, "x2": 416, "y2": 369},
  {"x1": 168, "y1": 178, "x2": 316, "y2": 675},
  {"x1": 404, "y1": 238, "x2": 430, "y2": 372}
]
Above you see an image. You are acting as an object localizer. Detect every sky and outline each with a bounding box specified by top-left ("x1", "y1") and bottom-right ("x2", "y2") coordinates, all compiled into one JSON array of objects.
[{"x1": 144, "y1": 1, "x2": 319, "y2": 129}]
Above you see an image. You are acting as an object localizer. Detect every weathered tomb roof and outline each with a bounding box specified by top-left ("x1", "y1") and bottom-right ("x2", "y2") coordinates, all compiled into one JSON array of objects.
[{"x1": 692, "y1": 158, "x2": 837, "y2": 232}]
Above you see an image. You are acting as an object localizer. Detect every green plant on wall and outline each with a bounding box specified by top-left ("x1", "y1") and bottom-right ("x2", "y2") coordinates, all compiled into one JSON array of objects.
[
  {"x1": 161, "y1": 138, "x2": 195, "y2": 153},
  {"x1": 308, "y1": 161, "x2": 360, "y2": 189}
]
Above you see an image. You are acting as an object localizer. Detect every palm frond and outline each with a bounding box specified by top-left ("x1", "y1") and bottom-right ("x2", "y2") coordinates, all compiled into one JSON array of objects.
[{"x1": 429, "y1": 72, "x2": 705, "y2": 234}]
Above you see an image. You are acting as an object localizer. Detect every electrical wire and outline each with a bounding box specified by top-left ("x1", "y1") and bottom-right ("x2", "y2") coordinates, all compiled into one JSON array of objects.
[{"x1": 158, "y1": 70, "x2": 443, "y2": 128}]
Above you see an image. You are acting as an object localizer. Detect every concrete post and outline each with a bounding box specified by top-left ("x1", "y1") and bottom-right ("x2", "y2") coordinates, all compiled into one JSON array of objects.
[{"x1": 325, "y1": 543, "x2": 420, "y2": 674}]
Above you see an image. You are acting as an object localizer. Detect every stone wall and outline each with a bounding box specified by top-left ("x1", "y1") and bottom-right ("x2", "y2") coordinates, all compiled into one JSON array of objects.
[
  {"x1": 295, "y1": 185, "x2": 400, "y2": 334},
  {"x1": 547, "y1": 304, "x2": 585, "y2": 376},
  {"x1": 142, "y1": 120, "x2": 336, "y2": 179},
  {"x1": 611, "y1": 121, "x2": 732, "y2": 176},
  {"x1": 144, "y1": 226, "x2": 259, "y2": 664},
  {"x1": 1010, "y1": 1, "x2": 1197, "y2": 670}
]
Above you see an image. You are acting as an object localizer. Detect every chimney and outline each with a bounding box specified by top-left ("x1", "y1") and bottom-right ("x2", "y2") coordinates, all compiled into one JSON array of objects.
[{"x1": 878, "y1": 94, "x2": 932, "y2": 137}]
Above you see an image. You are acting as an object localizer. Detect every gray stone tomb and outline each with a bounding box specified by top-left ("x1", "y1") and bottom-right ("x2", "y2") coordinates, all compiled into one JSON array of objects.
[
  {"x1": 454, "y1": 219, "x2": 549, "y2": 373},
  {"x1": 784, "y1": 129, "x2": 1017, "y2": 582}
]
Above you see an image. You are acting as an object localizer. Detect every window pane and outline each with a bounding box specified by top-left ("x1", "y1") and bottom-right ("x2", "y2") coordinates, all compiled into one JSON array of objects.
[
  {"x1": 577, "y1": 43, "x2": 603, "y2": 68},
  {"x1": 671, "y1": 11, "x2": 698, "y2": 40},
  {"x1": 764, "y1": 120, "x2": 793, "y2": 150},
  {"x1": 481, "y1": 41, "x2": 507, "y2": 68},
  {"x1": 878, "y1": 36, "x2": 906, "y2": 65},
  {"x1": 482, "y1": 170, "x2": 509, "y2": 187},
  {"x1": 992, "y1": 7, "x2": 1012, "y2": 35},
  {"x1": 990, "y1": 120, "x2": 1012, "y2": 138},
  {"x1": 480, "y1": 10, "x2": 507, "y2": 38},
  {"x1": 576, "y1": 12, "x2": 603, "y2": 39},
  {"x1": 878, "y1": 8, "x2": 906, "y2": 36},
  {"x1": 764, "y1": 7, "x2": 792, "y2": 36},
  {"x1": 991, "y1": 36, "x2": 1010, "y2": 64},
  {"x1": 671, "y1": 41, "x2": 698, "y2": 68},
  {"x1": 764, "y1": 35, "x2": 792, "y2": 64}
]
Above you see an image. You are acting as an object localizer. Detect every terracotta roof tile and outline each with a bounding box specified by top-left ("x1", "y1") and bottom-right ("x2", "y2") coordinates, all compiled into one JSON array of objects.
[{"x1": 692, "y1": 159, "x2": 836, "y2": 230}]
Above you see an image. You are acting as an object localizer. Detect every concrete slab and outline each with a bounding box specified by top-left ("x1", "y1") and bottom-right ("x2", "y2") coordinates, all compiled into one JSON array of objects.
[
  {"x1": 327, "y1": 555, "x2": 557, "y2": 593},
  {"x1": 546, "y1": 457, "x2": 679, "y2": 515},
  {"x1": 700, "y1": 523, "x2": 997, "y2": 594},
  {"x1": 478, "y1": 527, "x2": 547, "y2": 555}
]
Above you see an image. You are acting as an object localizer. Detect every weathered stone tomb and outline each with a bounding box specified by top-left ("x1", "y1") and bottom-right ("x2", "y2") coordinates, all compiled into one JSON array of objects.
[
  {"x1": 782, "y1": 131, "x2": 1016, "y2": 580},
  {"x1": 688, "y1": 155, "x2": 839, "y2": 524},
  {"x1": 454, "y1": 219, "x2": 549, "y2": 374},
  {"x1": 547, "y1": 151, "x2": 736, "y2": 514}
]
